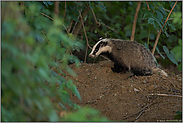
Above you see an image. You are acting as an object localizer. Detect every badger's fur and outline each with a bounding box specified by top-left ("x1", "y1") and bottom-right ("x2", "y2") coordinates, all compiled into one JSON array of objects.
[{"x1": 89, "y1": 38, "x2": 168, "y2": 76}]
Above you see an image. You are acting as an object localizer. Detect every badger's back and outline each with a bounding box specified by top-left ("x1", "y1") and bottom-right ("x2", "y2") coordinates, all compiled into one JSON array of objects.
[{"x1": 108, "y1": 39, "x2": 156, "y2": 70}]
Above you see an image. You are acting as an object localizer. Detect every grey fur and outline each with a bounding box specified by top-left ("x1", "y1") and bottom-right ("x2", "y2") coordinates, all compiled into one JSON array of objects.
[{"x1": 89, "y1": 38, "x2": 168, "y2": 76}]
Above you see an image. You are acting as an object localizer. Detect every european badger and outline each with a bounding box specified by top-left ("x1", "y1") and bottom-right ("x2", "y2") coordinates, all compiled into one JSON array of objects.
[{"x1": 89, "y1": 38, "x2": 168, "y2": 76}]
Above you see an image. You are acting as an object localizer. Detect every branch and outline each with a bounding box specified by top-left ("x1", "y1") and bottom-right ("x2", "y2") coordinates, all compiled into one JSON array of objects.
[
  {"x1": 148, "y1": 93, "x2": 182, "y2": 98},
  {"x1": 72, "y1": 4, "x2": 91, "y2": 36},
  {"x1": 91, "y1": 8, "x2": 118, "y2": 33},
  {"x1": 91, "y1": 8, "x2": 100, "y2": 27},
  {"x1": 79, "y1": 10, "x2": 92, "y2": 63},
  {"x1": 151, "y1": 1, "x2": 178, "y2": 55},
  {"x1": 40, "y1": 12, "x2": 69, "y2": 34},
  {"x1": 123, "y1": 102, "x2": 156, "y2": 120},
  {"x1": 79, "y1": 8, "x2": 119, "y2": 35},
  {"x1": 68, "y1": 20, "x2": 73, "y2": 33},
  {"x1": 130, "y1": 1, "x2": 142, "y2": 41},
  {"x1": 101, "y1": 23, "x2": 119, "y2": 33}
]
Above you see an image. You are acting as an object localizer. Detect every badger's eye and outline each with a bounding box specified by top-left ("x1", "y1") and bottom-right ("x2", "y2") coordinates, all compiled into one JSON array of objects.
[{"x1": 101, "y1": 42, "x2": 107, "y2": 47}]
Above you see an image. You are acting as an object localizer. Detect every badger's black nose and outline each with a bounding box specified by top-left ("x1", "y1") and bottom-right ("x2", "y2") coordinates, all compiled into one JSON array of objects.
[{"x1": 89, "y1": 54, "x2": 95, "y2": 58}]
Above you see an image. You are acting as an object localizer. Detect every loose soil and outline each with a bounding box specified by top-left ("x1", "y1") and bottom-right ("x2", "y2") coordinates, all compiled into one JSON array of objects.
[{"x1": 64, "y1": 61, "x2": 182, "y2": 122}]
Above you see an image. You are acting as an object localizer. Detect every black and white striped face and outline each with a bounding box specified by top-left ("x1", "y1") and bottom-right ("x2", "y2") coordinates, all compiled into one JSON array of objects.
[{"x1": 89, "y1": 39, "x2": 112, "y2": 58}]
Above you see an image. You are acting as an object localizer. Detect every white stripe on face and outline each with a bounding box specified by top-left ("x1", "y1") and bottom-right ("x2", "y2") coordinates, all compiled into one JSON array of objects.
[
  {"x1": 89, "y1": 39, "x2": 112, "y2": 58},
  {"x1": 89, "y1": 40, "x2": 102, "y2": 55}
]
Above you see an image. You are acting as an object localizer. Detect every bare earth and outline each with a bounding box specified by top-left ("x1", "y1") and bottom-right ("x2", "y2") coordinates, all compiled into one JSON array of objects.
[{"x1": 65, "y1": 61, "x2": 182, "y2": 122}]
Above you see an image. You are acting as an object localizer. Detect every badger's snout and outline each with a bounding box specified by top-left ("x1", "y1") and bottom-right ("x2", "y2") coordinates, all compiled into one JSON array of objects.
[{"x1": 89, "y1": 53, "x2": 96, "y2": 58}]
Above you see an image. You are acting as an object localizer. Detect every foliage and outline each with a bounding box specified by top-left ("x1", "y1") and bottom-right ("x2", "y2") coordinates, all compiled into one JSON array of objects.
[
  {"x1": 86, "y1": 1, "x2": 181, "y2": 70},
  {"x1": 1, "y1": 1, "x2": 181, "y2": 121},
  {"x1": 144, "y1": 2, "x2": 176, "y2": 37},
  {"x1": 171, "y1": 39, "x2": 182, "y2": 71},
  {"x1": 174, "y1": 111, "x2": 182, "y2": 120},
  {"x1": 62, "y1": 107, "x2": 108, "y2": 122},
  {"x1": 1, "y1": 1, "x2": 108, "y2": 121}
]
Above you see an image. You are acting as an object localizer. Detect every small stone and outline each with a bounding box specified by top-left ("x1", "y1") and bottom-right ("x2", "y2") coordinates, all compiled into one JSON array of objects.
[
  {"x1": 143, "y1": 80, "x2": 147, "y2": 84},
  {"x1": 134, "y1": 88, "x2": 139, "y2": 92}
]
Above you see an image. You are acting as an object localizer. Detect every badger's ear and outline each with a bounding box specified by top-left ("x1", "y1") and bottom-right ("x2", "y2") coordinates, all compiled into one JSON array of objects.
[
  {"x1": 99, "y1": 37, "x2": 103, "y2": 40},
  {"x1": 100, "y1": 41, "x2": 108, "y2": 47}
]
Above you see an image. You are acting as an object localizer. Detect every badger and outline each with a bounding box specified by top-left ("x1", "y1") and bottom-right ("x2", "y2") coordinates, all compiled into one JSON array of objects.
[{"x1": 89, "y1": 38, "x2": 168, "y2": 76}]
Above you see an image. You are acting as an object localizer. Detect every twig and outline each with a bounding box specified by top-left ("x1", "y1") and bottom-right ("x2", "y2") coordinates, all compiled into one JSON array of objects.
[
  {"x1": 72, "y1": 4, "x2": 90, "y2": 36},
  {"x1": 79, "y1": 11, "x2": 92, "y2": 49},
  {"x1": 71, "y1": 15, "x2": 80, "y2": 34},
  {"x1": 151, "y1": 1, "x2": 178, "y2": 55},
  {"x1": 40, "y1": 12, "x2": 69, "y2": 34},
  {"x1": 135, "y1": 109, "x2": 144, "y2": 120},
  {"x1": 130, "y1": 1, "x2": 142, "y2": 41},
  {"x1": 68, "y1": 20, "x2": 73, "y2": 33},
  {"x1": 100, "y1": 23, "x2": 119, "y2": 33},
  {"x1": 79, "y1": 10, "x2": 91, "y2": 63},
  {"x1": 163, "y1": 8, "x2": 175, "y2": 13},
  {"x1": 91, "y1": 8, "x2": 118, "y2": 33},
  {"x1": 146, "y1": 1, "x2": 150, "y2": 10},
  {"x1": 41, "y1": 12, "x2": 54, "y2": 21},
  {"x1": 91, "y1": 8, "x2": 100, "y2": 27},
  {"x1": 148, "y1": 93, "x2": 182, "y2": 98},
  {"x1": 42, "y1": 31, "x2": 49, "y2": 43},
  {"x1": 122, "y1": 102, "x2": 156, "y2": 120}
]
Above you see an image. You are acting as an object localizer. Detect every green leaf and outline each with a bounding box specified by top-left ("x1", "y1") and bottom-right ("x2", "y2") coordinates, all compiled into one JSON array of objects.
[
  {"x1": 167, "y1": 22, "x2": 176, "y2": 30},
  {"x1": 154, "y1": 17, "x2": 163, "y2": 30},
  {"x1": 164, "y1": 30, "x2": 170, "y2": 37},
  {"x1": 71, "y1": 15, "x2": 79, "y2": 22},
  {"x1": 171, "y1": 45, "x2": 182, "y2": 61},
  {"x1": 70, "y1": 84, "x2": 81, "y2": 101},
  {"x1": 155, "y1": 10, "x2": 163, "y2": 20},
  {"x1": 138, "y1": 30, "x2": 148, "y2": 40},
  {"x1": 58, "y1": 102, "x2": 67, "y2": 110},
  {"x1": 174, "y1": 111, "x2": 182, "y2": 120},
  {"x1": 163, "y1": 45, "x2": 169, "y2": 53},
  {"x1": 156, "y1": 47, "x2": 165, "y2": 59},
  {"x1": 148, "y1": 18, "x2": 154, "y2": 24},
  {"x1": 166, "y1": 53, "x2": 178, "y2": 65},
  {"x1": 177, "y1": 63, "x2": 182, "y2": 71},
  {"x1": 60, "y1": 90, "x2": 70, "y2": 105},
  {"x1": 144, "y1": 42, "x2": 149, "y2": 50},
  {"x1": 158, "y1": 6, "x2": 167, "y2": 16},
  {"x1": 142, "y1": 12, "x2": 152, "y2": 20},
  {"x1": 48, "y1": 110, "x2": 59, "y2": 122},
  {"x1": 163, "y1": 46, "x2": 179, "y2": 65},
  {"x1": 94, "y1": 29, "x2": 97, "y2": 33}
]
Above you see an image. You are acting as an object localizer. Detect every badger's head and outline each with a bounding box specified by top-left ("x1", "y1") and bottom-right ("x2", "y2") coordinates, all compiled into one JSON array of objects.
[{"x1": 89, "y1": 38, "x2": 112, "y2": 58}]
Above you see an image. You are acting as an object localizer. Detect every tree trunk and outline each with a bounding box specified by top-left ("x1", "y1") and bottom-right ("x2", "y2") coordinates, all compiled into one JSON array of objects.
[{"x1": 54, "y1": 1, "x2": 59, "y2": 16}]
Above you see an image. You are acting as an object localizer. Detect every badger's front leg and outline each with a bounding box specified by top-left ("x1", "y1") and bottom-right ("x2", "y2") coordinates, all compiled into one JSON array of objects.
[{"x1": 112, "y1": 63, "x2": 127, "y2": 73}]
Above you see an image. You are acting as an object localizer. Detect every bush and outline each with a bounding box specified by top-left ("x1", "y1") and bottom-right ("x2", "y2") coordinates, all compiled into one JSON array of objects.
[{"x1": 2, "y1": 2, "x2": 108, "y2": 121}]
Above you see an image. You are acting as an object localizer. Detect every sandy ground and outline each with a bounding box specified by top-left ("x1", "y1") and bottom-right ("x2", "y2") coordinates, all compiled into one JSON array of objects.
[{"x1": 57, "y1": 60, "x2": 182, "y2": 121}]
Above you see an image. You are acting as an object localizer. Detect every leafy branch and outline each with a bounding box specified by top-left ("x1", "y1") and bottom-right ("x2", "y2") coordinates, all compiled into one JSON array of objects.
[{"x1": 151, "y1": 1, "x2": 178, "y2": 55}]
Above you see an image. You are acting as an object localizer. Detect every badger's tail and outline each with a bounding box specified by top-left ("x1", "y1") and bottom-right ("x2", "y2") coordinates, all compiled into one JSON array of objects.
[{"x1": 152, "y1": 68, "x2": 168, "y2": 77}]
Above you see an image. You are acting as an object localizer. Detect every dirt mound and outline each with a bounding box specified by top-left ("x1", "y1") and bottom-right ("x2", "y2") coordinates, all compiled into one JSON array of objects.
[{"x1": 67, "y1": 61, "x2": 182, "y2": 122}]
